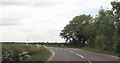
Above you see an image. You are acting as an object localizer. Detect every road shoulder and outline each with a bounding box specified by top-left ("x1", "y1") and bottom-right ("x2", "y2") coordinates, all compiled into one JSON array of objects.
[{"x1": 44, "y1": 47, "x2": 55, "y2": 63}]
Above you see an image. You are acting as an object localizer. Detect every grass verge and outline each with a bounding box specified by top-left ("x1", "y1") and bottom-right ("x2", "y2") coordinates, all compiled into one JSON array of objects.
[
  {"x1": 26, "y1": 48, "x2": 51, "y2": 61},
  {"x1": 2, "y1": 43, "x2": 51, "y2": 62}
]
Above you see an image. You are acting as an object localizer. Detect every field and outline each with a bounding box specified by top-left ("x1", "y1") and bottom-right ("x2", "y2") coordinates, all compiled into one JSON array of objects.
[{"x1": 2, "y1": 42, "x2": 51, "y2": 63}]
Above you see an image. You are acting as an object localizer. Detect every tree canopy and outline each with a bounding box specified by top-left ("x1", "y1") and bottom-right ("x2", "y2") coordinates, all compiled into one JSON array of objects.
[{"x1": 60, "y1": 1, "x2": 120, "y2": 53}]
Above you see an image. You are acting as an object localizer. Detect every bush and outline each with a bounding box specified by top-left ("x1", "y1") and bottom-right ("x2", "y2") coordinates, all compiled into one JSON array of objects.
[{"x1": 2, "y1": 43, "x2": 45, "y2": 61}]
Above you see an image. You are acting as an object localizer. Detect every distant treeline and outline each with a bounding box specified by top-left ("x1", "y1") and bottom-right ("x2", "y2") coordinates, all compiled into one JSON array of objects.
[
  {"x1": 1, "y1": 42, "x2": 65, "y2": 45},
  {"x1": 60, "y1": 1, "x2": 120, "y2": 54},
  {"x1": 1, "y1": 42, "x2": 70, "y2": 47}
]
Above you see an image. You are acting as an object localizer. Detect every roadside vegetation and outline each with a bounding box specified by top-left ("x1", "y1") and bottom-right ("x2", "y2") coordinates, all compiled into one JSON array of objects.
[
  {"x1": 2, "y1": 42, "x2": 51, "y2": 63},
  {"x1": 59, "y1": 1, "x2": 120, "y2": 57}
]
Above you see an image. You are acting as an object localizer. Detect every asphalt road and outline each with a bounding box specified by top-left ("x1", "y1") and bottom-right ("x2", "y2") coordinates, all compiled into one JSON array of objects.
[{"x1": 48, "y1": 47, "x2": 119, "y2": 63}]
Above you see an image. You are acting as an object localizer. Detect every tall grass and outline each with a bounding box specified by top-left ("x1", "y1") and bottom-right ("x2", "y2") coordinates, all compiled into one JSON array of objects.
[{"x1": 2, "y1": 43, "x2": 46, "y2": 61}]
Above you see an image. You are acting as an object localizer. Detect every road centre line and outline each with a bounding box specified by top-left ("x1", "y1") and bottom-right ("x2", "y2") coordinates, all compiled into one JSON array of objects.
[
  {"x1": 62, "y1": 48, "x2": 92, "y2": 63},
  {"x1": 66, "y1": 50, "x2": 85, "y2": 59},
  {"x1": 69, "y1": 51, "x2": 75, "y2": 53},
  {"x1": 64, "y1": 49, "x2": 68, "y2": 51},
  {"x1": 76, "y1": 53, "x2": 84, "y2": 58},
  {"x1": 88, "y1": 60, "x2": 92, "y2": 63}
]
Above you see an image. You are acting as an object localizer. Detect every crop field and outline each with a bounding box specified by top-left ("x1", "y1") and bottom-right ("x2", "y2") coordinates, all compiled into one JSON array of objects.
[{"x1": 2, "y1": 42, "x2": 51, "y2": 63}]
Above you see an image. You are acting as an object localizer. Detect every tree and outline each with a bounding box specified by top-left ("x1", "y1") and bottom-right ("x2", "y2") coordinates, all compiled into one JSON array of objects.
[
  {"x1": 111, "y1": 1, "x2": 120, "y2": 53},
  {"x1": 60, "y1": 14, "x2": 92, "y2": 47},
  {"x1": 60, "y1": 1, "x2": 120, "y2": 55},
  {"x1": 95, "y1": 9, "x2": 116, "y2": 50},
  {"x1": 82, "y1": 22, "x2": 96, "y2": 48}
]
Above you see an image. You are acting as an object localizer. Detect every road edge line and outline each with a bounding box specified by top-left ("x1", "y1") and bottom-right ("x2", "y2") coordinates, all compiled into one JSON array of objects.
[
  {"x1": 44, "y1": 47, "x2": 55, "y2": 63},
  {"x1": 79, "y1": 49, "x2": 119, "y2": 59},
  {"x1": 71, "y1": 48, "x2": 119, "y2": 59}
]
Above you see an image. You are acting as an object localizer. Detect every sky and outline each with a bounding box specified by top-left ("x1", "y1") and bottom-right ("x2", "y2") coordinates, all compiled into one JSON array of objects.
[{"x1": 0, "y1": 0, "x2": 115, "y2": 42}]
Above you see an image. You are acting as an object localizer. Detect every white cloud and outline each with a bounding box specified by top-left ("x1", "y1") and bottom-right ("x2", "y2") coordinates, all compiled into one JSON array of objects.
[{"x1": 0, "y1": 0, "x2": 114, "y2": 42}]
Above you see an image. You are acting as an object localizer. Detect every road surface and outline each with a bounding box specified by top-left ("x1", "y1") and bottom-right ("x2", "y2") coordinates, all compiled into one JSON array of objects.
[{"x1": 48, "y1": 47, "x2": 119, "y2": 63}]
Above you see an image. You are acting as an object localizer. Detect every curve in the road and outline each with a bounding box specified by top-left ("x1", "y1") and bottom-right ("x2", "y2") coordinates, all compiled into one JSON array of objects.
[{"x1": 48, "y1": 47, "x2": 119, "y2": 63}]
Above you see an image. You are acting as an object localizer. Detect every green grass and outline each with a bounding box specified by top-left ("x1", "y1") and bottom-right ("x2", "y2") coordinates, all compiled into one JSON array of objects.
[
  {"x1": 2, "y1": 43, "x2": 45, "y2": 55},
  {"x1": 26, "y1": 48, "x2": 51, "y2": 61},
  {"x1": 2, "y1": 43, "x2": 51, "y2": 61}
]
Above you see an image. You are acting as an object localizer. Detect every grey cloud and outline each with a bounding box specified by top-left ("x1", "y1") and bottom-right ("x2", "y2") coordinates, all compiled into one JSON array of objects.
[
  {"x1": 0, "y1": 20, "x2": 19, "y2": 26},
  {"x1": 0, "y1": 22, "x2": 17, "y2": 26},
  {"x1": 46, "y1": 29, "x2": 61, "y2": 36},
  {"x1": 0, "y1": 2, "x2": 62, "y2": 7},
  {"x1": 0, "y1": 17, "x2": 22, "y2": 26},
  {"x1": 79, "y1": 8, "x2": 100, "y2": 15}
]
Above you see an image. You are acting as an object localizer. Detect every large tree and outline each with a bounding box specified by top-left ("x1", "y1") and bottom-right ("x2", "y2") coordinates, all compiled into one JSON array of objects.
[
  {"x1": 60, "y1": 14, "x2": 92, "y2": 47},
  {"x1": 60, "y1": 1, "x2": 120, "y2": 54},
  {"x1": 111, "y1": 1, "x2": 120, "y2": 52}
]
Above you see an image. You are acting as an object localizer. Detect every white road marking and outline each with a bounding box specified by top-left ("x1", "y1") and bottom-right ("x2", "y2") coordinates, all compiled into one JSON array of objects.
[
  {"x1": 51, "y1": 48, "x2": 92, "y2": 63},
  {"x1": 88, "y1": 60, "x2": 92, "y2": 63},
  {"x1": 69, "y1": 51, "x2": 75, "y2": 53},
  {"x1": 76, "y1": 54, "x2": 84, "y2": 58},
  {"x1": 72, "y1": 51, "x2": 75, "y2": 53},
  {"x1": 73, "y1": 49, "x2": 79, "y2": 50},
  {"x1": 47, "y1": 49, "x2": 55, "y2": 62},
  {"x1": 69, "y1": 51, "x2": 73, "y2": 53}
]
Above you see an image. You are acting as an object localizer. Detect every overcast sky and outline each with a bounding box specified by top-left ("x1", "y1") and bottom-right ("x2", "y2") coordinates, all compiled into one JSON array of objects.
[{"x1": 0, "y1": 0, "x2": 115, "y2": 42}]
